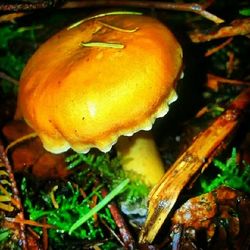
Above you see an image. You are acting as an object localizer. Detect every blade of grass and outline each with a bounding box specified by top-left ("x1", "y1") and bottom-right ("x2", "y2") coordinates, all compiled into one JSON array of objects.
[
  {"x1": 69, "y1": 178, "x2": 129, "y2": 234},
  {"x1": 0, "y1": 229, "x2": 10, "y2": 242}
]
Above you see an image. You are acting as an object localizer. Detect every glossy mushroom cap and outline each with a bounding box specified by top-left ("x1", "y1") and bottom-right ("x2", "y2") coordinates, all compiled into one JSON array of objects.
[{"x1": 17, "y1": 13, "x2": 183, "y2": 154}]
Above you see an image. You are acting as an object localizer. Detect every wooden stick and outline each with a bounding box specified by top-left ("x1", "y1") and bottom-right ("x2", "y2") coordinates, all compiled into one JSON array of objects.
[
  {"x1": 205, "y1": 37, "x2": 233, "y2": 57},
  {"x1": 0, "y1": 72, "x2": 19, "y2": 85},
  {"x1": 42, "y1": 217, "x2": 49, "y2": 250},
  {"x1": 190, "y1": 18, "x2": 250, "y2": 42},
  {"x1": 207, "y1": 74, "x2": 250, "y2": 89},
  {"x1": 62, "y1": 1, "x2": 224, "y2": 24},
  {"x1": 139, "y1": 87, "x2": 250, "y2": 244},
  {"x1": 0, "y1": 1, "x2": 224, "y2": 25},
  {"x1": 101, "y1": 187, "x2": 136, "y2": 250}
]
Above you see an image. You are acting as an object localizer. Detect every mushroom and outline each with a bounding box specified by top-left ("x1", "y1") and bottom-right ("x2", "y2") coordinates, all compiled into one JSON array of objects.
[{"x1": 17, "y1": 12, "x2": 183, "y2": 186}]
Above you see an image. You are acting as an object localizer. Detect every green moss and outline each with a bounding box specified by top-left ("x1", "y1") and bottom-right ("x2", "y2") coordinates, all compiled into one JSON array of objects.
[
  {"x1": 66, "y1": 152, "x2": 149, "y2": 203},
  {"x1": 20, "y1": 152, "x2": 148, "y2": 248},
  {"x1": 200, "y1": 148, "x2": 250, "y2": 193},
  {"x1": 0, "y1": 228, "x2": 20, "y2": 250},
  {"x1": 239, "y1": 8, "x2": 250, "y2": 16}
]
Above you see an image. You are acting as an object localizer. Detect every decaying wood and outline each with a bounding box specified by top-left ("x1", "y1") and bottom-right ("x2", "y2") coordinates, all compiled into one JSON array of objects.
[
  {"x1": 190, "y1": 18, "x2": 250, "y2": 42},
  {"x1": 139, "y1": 87, "x2": 250, "y2": 244}
]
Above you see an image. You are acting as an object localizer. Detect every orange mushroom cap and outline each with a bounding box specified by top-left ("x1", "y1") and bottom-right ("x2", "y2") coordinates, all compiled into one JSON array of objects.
[{"x1": 17, "y1": 12, "x2": 183, "y2": 154}]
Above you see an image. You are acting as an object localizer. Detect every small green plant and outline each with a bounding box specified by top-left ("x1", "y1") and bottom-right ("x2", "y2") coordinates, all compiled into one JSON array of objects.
[{"x1": 200, "y1": 148, "x2": 250, "y2": 193}]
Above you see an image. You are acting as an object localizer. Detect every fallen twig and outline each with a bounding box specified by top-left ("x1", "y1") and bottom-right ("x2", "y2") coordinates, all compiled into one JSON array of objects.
[
  {"x1": 62, "y1": 1, "x2": 224, "y2": 24},
  {"x1": 207, "y1": 73, "x2": 250, "y2": 91},
  {"x1": 0, "y1": 13, "x2": 26, "y2": 23},
  {"x1": 139, "y1": 87, "x2": 250, "y2": 243},
  {"x1": 205, "y1": 37, "x2": 233, "y2": 57},
  {"x1": 42, "y1": 217, "x2": 49, "y2": 250},
  {"x1": 226, "y1": 51, "x2": 235, "y2": 76},
  {"x1": 101, "y1": 187, "x2": 136, "y2": 250},
  {"x1": 100, "y1": 218, "x2": 125, "y2": 247},
  {"x1": 0, "y1": 72, "x2": 19, "y2": 86},
  {"x1": 190, "y1": 18, "x2": 250, "y2": 42},
  {"x1": 0, "y1": 0, "x2": 225, "y2": 24}
]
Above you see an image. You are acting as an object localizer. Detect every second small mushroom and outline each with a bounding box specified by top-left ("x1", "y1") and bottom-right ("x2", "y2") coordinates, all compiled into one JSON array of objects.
[{"x1": 17, "y1": 12, "x2": 183, "y2": 187}]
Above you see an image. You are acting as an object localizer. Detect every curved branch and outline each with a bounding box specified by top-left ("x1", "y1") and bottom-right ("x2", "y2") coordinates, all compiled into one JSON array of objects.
[{"x1": 62, "y1": 1, "x2": 224, "y2": 24}]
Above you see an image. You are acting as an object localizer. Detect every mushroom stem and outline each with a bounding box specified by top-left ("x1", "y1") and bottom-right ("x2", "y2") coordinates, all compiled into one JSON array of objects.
[{"x1": 116, "y1": 131, "x2": 165, "y2": 187}]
